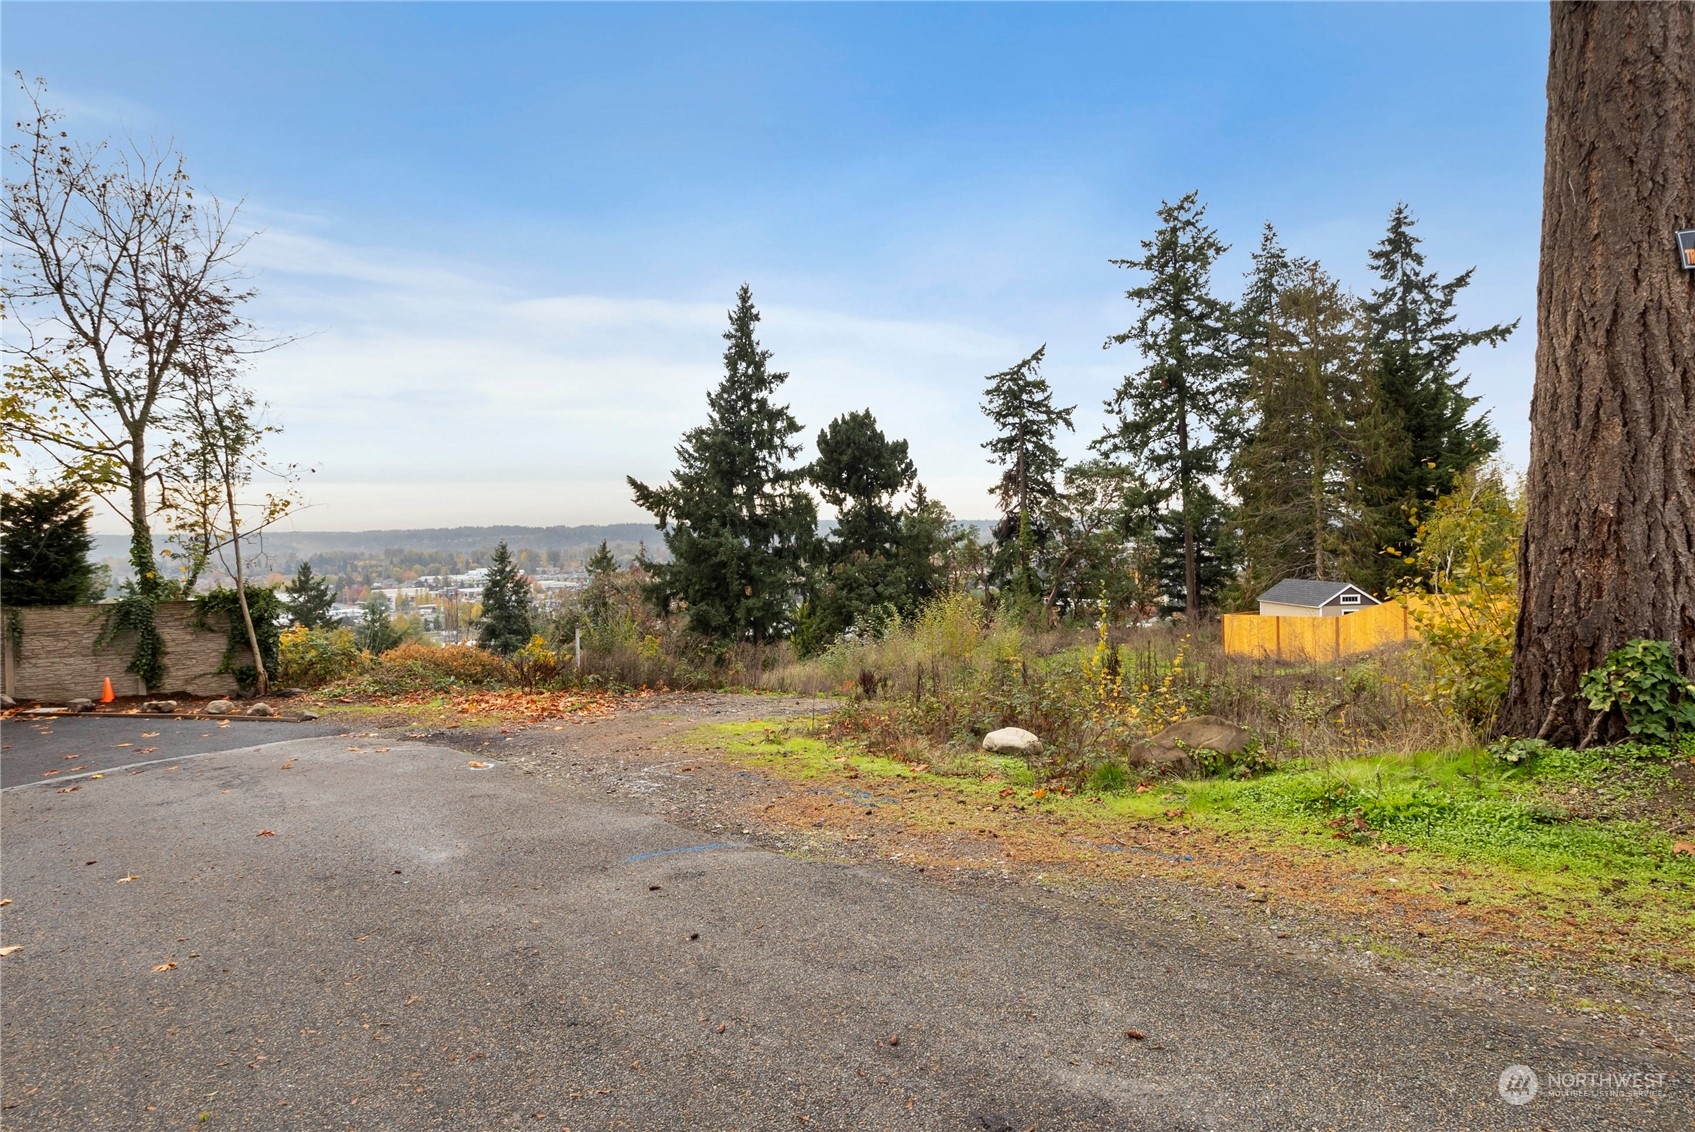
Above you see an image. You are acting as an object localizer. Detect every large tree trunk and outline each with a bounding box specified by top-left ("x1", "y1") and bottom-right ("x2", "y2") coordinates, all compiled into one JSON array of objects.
[{"x1": 1496, "y1": 3, "x2": 1695, "y2": 742}]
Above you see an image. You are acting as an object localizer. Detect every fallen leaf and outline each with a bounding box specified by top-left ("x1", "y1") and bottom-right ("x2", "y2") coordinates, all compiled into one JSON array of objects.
[
  {"x1": 1125, "y1": 1029, "x2": 1147, "y2": 1040},
  {"x1": 467, "y1": 761, "x2": 489, "y2": 769},
  {"x1": 257, "y1": 830, "x2": 276, "y2": 837},
  {"x1": 1031, "y1": 788, "x2": 1048, "y2": 800},
  {"x1": 55, "y1": 785, "x2": 81, "y2": 794},
  {"x1": 1135, "y1": 783, "x2": 1152, "y2": 794},
  {"x1": 142, "y1": 732, "x2": 159, "y2": 738},
  {"x1": 114, "y1": 743, "x2": 132, "y2": 748},
  {"x1": 152, "y1": 961, "x2": 177, "y2": 972},
  {"x1": 1674, "y1": 842, "x2": 1694, "y2": 857},
  {"x1": 0, "y1": 946, "x2": 22, "y2": 957},
  {"x1": 1377, "y1": 843, "x2": 1412, "y2": 854},
  {"x1": 62, "y1": 753, "x2": 78, "y2": 760},
  {"x1": 0, "y1": 899, "x2": 11, "y2": 906},
  {"x1": 39, "y1": 770, "x2": 60, "y2": 776},
  {"x1": 116, "y1": 874, "x2": 140, "y2": 883},
  {"x1": 137, "y1": 747, "x2": 158, "y2": 754},
  {"x1": 90, "y1": 773, "x2": 102, "y2": 779},
  {"x1": 279, "y1": 761, "x2": 295, "y2": 769}
]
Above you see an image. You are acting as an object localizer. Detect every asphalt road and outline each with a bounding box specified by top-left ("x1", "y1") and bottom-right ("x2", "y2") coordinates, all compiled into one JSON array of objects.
[
  {"x1": 0, "y1": 714, "x2": 348, "y2": 790},
  {"x1": 0, "y1": 732, "x2": 1685, "y2": 1130}
]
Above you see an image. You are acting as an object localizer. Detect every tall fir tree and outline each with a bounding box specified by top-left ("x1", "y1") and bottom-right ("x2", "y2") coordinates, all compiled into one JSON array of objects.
[
  {"x1": 1098, "y1": 192, "x2": 1241, "y2": 622},
  {"x1": 628, "y1": 285, "x2": 817, "y2": 650},
  {"x1": 980, "y1": 346, "x2": 1075, "y2": 602},
  {"x1": 1230, "y1": 261, "x2": 1374, "y2": 596},
  {"x1": 0, "y1": 484, "x2": 98, "y2": 606},
  {"x1": 282, "y1": 561, "x2": 337, "y2": 629},
  {"x1": 1359, "y1": 204, "x2": 1516, "y2": 588},
  {"x1": 477, "y1": 540, "x2": 534, "y2": 657},
  {"x1": 1236, "y1": 223, "x2": 1295, "y2": 361}
]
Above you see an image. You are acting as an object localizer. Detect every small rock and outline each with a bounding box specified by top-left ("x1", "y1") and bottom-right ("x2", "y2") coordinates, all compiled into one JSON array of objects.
[
  {"x1": 204, "y1": 699, "x2": 236, "y2": 715},
  {"x1": 246, "y1": 702, "x2": 276, "y2": 717},
  {"x1": 142, "y1": 700, "x2": 178, "y2": 714},
  {"x1": 0, "y1": 694, "x2": 15, "y2": 709},
  {"x1": 67, "y1": 698, "x2": 95, "y2": 713},
  {"x1": 299, "y1": 710, "x2": 320, "y2": 721},
  {"x1": 982, "y1": 726, "x2": 1043, "y2": 755},
  {"x1": 274, "y1": 687, "x2": 308, "y2": 697}
]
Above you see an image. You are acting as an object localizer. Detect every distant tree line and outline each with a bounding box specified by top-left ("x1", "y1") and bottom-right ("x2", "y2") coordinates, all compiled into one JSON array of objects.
[{"x1": 633, "y1": 202, "x2": 1513, "y2": 653}]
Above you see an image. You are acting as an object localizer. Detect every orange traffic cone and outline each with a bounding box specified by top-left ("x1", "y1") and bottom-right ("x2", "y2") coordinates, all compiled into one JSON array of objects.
[{"x1": 100, "y1": 676, "x2": 115, "y2": 704}]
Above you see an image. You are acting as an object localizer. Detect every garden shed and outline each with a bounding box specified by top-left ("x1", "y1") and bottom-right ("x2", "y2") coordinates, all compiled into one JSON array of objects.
[{"x1": 1256, "y1": 578, "x2": 1381, "y2": 619}]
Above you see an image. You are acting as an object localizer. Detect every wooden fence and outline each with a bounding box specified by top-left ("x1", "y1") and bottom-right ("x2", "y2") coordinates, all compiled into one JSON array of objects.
[{"x1": 1221, "y1": 599, "x2": 1418, "y2": 663}]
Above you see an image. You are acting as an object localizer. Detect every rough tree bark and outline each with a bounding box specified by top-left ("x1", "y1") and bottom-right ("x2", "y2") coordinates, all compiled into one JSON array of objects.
[{"x1": 1496, "y1": 3, "x2": 1695, "y2": 742}]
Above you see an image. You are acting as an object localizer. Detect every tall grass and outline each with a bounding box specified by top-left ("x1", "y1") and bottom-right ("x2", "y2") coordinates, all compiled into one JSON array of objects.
[{"x1": 761, "y1": 590, "x2": 1469, "y2": 782}]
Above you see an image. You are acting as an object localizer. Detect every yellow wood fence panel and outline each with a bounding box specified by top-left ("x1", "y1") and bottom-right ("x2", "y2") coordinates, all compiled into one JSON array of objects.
[{"x1": 1222, "y1": 600, "x2": 1419, "y2": 663}]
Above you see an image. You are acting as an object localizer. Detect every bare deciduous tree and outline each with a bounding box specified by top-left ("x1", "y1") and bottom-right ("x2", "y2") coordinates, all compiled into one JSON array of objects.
[{"x1": 2, "y1": 75, "x2": 258, "y2": 594}]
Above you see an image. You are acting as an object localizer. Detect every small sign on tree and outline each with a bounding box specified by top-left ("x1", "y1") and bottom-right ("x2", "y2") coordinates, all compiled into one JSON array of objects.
[{"x1": 1678, "y1": 229, "x2": 1695, "y2": 270}]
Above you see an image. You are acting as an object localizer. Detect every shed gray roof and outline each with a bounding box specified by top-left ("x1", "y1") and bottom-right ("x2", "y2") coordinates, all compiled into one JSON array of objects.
[{"x1": 1258, "y1": 578, "x2": 1374, "y2": 607}]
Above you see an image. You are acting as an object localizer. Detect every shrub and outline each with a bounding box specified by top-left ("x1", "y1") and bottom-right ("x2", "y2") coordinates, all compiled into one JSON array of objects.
[
  {"x1": 1580, "y1": 639, "x2": 1695, "y2": 744},
  {"x1": 1400, "y1": 464, "x2": 1522, "y2": 732},
  {"x1": 511, "y1": 635, "x2": 561, "y2": 689},
  {"x1": 277, "y1": 624, "x2": 366, "y2": 688},
  {"x1": 332, "y1": 642, "x2": 515, "y2": 695}
]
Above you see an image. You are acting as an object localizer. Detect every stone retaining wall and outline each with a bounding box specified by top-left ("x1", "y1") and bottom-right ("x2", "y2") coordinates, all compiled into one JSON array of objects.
[{"x1": 0, "y1": 601, "x2": 251, "y2": 702}]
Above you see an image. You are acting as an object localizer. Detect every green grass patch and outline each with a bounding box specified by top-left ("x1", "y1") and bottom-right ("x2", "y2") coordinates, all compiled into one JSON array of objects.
[{"x1": 692, "y1": 718, "x2": 1695, "y2": 891}]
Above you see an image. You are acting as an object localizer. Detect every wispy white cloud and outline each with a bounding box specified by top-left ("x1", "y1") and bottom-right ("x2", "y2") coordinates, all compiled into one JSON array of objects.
[{"x1": 225, "y1": 226, "x2": 1029, "y2": 532}]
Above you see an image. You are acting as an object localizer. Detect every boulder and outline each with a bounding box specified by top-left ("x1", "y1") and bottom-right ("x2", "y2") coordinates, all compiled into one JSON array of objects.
[
  {"x1": 246, "y1": 702, "x2": 276, "y2": 717},
  {"x1": 205, "y1": 699, "x2": 236, "y2": 715},
  {"x1": 67, "y1": 698, "x2": 95, "y2": 713},
  {"x1": 143, "y1": 700, "x2": 179, "y2": 714},
  {"x1": 299, "y1": 711, "x2": 320, "y2": 721},
  {"x1": 1149, "y1": 715, "x2": 1251, "y2": 755},
  {"x1": 982, "y1": 727, "x2": 1044, "y2": 756},
  {"x1": 1136, "y1": 715, "x2": 1252, "y2": 775}
]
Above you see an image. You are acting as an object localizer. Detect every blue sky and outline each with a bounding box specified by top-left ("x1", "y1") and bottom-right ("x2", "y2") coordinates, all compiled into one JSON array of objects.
[{"x1": 3, "y1": 2, "x2": 1548, "y2": 531}]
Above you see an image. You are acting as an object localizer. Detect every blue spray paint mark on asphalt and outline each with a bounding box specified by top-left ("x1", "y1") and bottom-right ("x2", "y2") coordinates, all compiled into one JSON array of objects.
[{"x1": 624, "y1": 842, "x2": 742, "y2": 863}]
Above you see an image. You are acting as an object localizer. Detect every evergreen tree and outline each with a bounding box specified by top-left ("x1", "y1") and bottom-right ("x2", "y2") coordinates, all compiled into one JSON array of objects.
[
  {"x1": 1098, "y1": 192, "x2": 1241, "y2": 621},
  {"x1": 980, "y1": 346, "x2": 1075, "y2": 601},
  {"x1": 579, "y1": 540, "x2": 620, "y2": 640},
  {"x1": 283, "y1": 561, "x2": 337, "y2": 629},
  {"x1": 357, "y1": 593, "x2": 402, "y2": 655},
  {"x1": 1236, "y1": 223, "x2": 1295, "y2": 360},
  {"x1": 1359, "y1": 204, "x2": 1517, "y2": 585},
  {"x1": 1230, "y1": 261, "x2": 1374, "y2": 595},
  {"x1": 477, "y1": 540, "x2": 533, "y2": 657},
  {"x1": 0, "y1": 484, "x2": 99, "y2": 605},
  {"x1": 801, "y1": 409, "x2": 955, "y2": 647},
  {"x1": 1149, "y1": 483, "x2": 1239, "y2": 616},
  {"x1": 628, "y1": 285, "x2": 817, "y2": 649}
]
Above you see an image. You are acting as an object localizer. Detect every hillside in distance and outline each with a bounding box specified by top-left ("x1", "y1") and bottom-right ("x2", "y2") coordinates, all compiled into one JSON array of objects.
[{"x1": 94, "y1": 520, "x2": 999, "y2": 583}]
